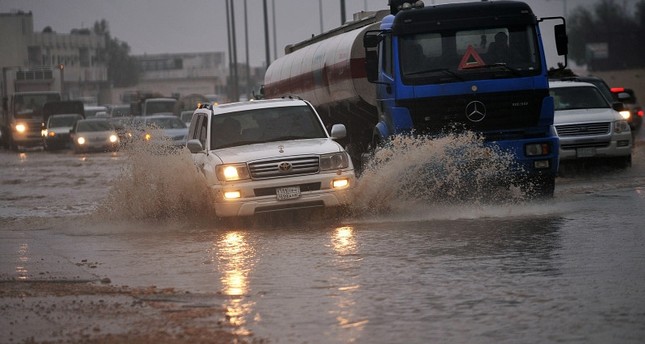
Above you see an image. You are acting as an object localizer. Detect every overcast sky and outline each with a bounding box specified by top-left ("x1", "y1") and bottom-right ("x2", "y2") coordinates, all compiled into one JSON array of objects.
[{"x1": 0, "y1": 0, "x2": 607, "y2": 68}]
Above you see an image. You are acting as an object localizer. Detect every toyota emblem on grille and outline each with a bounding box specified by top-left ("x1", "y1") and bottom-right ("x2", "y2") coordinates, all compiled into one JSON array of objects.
[
  {"x1": 465, "y1": 101, "x2": 486, "y2": 122},
  {"x1": 278, "y1": 162, "x2": 292, "y2": 172}
]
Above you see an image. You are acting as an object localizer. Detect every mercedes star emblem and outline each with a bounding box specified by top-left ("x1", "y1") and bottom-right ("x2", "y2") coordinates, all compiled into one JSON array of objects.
[{"x1": 465, "y1": 100, "x2": 486, "y2": 122}]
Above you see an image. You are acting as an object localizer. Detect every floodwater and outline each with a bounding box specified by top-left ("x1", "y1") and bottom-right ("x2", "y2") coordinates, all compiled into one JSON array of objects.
[{"x1": 1, "y1": 130, "x2": 645, "y2": 343}]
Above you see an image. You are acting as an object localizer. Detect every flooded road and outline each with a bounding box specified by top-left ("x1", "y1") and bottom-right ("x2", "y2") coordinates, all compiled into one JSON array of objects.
[{"x1": 1, "y1": 131, "x2": 645, "y2": 343}]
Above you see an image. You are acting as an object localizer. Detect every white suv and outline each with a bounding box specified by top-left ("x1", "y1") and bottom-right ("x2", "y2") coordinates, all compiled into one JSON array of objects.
[
  {"x1": 549, "y1": 80, "x2": 632, "y2": 167},
  {"x1": 186, "y1": 98, "x2": 355, "y2": 217}
]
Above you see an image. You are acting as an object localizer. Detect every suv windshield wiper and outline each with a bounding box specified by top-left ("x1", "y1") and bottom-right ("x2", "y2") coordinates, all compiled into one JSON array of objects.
[{"x1": 405, "y1": 68, "x2": 464, "y2": 81}]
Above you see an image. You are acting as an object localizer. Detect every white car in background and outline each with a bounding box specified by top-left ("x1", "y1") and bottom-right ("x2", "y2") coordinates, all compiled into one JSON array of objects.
[
  {"x1": 70, "y1": 118, "x2": 120, "y2": 153},
  {"x1": 187, "y1": 98, "x2": 355, "y2": 218},
  {"x1": 550, "y1": 80, "x2": 632, "y2": 167}
]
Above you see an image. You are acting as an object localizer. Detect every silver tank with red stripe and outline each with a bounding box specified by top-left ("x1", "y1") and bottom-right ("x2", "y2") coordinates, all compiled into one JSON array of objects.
[{"x1": 264, "y1": 10, "x2": 388, "y2": 124}]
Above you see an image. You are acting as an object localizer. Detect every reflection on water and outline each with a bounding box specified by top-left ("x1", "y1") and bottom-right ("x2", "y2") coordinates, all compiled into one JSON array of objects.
[
  {"x1": 16, "y1": 243, "x2": 29, "y2": 280},
  {"x1": 214, "y1": 231, "x2": 256, "y2": 336},
  {"x1": 330, "y1": 226, "x2": 368, "y2": 340}
]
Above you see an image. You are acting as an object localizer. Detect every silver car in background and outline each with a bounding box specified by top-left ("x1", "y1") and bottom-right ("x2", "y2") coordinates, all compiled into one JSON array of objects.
[{"x1": 550, "y1": 80, "x2": 632, "y2": 167}]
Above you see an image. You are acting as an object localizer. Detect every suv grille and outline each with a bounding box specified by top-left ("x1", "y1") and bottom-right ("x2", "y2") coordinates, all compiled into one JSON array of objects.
[
  {"x1": 556, "y1": 122, "x2": 610, "y2": 137},
  {"x1": 249, "y1": 156, "x2": 319, "y2": 179}
]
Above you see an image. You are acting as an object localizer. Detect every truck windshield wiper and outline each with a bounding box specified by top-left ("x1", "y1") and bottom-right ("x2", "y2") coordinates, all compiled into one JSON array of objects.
[
  {"x1": 465, "y1": 63, "x2": 521, "y2": 76},
  {"x1": 405, "y1": 68, "x2": 464, "y2": 81}
]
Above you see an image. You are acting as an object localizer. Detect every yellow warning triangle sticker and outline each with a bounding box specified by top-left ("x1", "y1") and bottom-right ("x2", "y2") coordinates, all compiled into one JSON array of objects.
[{"x1": 458, "y1": 45, "x2": 486, "y2": 70}]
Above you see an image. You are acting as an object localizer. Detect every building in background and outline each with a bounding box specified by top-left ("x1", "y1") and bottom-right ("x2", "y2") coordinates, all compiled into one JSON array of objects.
[
  {"x1": 0, "y1": 11, "x2": 107, "y2": 104},
  {"x1": 133, "y1": 52, "x2": 227, "y2": 101}
]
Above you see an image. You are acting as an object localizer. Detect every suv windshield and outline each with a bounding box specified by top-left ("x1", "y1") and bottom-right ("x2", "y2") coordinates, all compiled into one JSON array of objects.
[
  {"x1": 400, "y1": 24, "x2": 540, "y2": 84},
  {"x1": 211, "y1": 105, "x2": 327, "y2": 149},
  {"x1": 550, "y1": 86, "x2": 610, "y2": 111}
]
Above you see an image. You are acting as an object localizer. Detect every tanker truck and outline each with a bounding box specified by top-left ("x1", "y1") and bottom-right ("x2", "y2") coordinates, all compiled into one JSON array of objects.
[
  {"x1": 1, "y1": 66, "x2": 63, "y2": 150},
  {"x1": 264, "y1": 0, "x2": 569, "y2": 197}
]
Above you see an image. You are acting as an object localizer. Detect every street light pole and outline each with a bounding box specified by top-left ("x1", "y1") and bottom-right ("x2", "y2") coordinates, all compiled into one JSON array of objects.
[
  {"x1": 244, "y1": 0, "x2": 250, "y2": 98},
  {"x1": 230, "y1": 0, "x2": 239, "y2": 101},
  {"x1": 263, "y1": 0, "x2": 271, "y2": 68}
]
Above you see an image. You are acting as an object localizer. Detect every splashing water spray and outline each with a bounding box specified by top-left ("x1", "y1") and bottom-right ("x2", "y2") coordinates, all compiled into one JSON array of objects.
[
  {"x1": 351, "y1": 131, "x2": 529, "y2": 216},
  {"x1": 94, "y1": 131, "x2": 215, "y2": 222}
]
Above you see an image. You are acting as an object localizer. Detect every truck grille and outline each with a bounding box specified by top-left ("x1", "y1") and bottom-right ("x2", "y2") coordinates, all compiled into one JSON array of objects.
[
  {"x1": 556, "y1": 122, "x2": 610, "y2": 137},
  {"x1": 248, "y1": 156, "x2": 319, "y2": 179},
  {"x1": 400, "y1": 89, "x2": 547, "y2": 134}
]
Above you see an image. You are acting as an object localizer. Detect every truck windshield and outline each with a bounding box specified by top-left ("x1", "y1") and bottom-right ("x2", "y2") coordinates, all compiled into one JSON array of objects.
[
  {"x1": 211, "y1": 105, "x2": 327, "y2": 149},
  {"x1": 14, "y1": 93, "x2": 61, "y2": 119},
  {"x1": 399, "y1": 24, "x2": 540, "y2": 84}
]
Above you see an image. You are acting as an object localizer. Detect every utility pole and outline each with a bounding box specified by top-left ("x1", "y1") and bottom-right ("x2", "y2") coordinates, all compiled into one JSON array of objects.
[{"x1": 340, "y1": 0, "x2": 346, "y2": 25}]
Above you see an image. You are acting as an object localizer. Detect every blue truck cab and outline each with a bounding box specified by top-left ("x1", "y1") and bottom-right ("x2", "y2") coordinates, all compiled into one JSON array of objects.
[{"x1": 363, "y1": 1, "x2": 568, "y2": 197}]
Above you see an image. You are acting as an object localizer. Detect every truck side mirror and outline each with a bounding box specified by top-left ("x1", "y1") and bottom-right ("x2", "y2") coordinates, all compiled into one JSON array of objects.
[
  {"x1": 554, "y1": 24, "x2": 568, "y2": 56},
  {"x1": 365, "y1": 50, "x2": 379, "y2": 83},
  {"x1": 363, "y1": 30, "x2": 383, "y2": 83}
]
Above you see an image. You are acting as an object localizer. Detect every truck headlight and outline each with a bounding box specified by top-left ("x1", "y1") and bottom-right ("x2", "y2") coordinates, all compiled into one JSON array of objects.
[
  {"x1": 216, "y1": 164, "x2": 250, "y2": 181},
  {"x1": 15, "y1": 123, "x2": 27, "y2": 134},
  {"x1": 525, "y1": 143, "x2": 551, "y2": 156},
  {"x1": 614, "y1": 120, "x2": 631, "y2": 134},
  {"x1": 320, "y1": 152, "x2": 349, "y2": 170}
]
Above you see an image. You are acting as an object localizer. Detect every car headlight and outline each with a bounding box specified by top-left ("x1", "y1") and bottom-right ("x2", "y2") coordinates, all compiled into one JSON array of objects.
[
  {"x1": 15, "y1": 123, "x2": 27, "y2": 133},
  {"x1": 619, "y1": 110, "x2": 631, "y2": 120},
  {"x1": 614, "y1": 120, "x2": 631, "y2": 134},
  {"x1": 216, "y1": 164, "x2": 250, "y2": 181},
  {"x1": 48, "y1": 131, "x2": 56, "y2": 137},
  {"x1": 320, "y1": 152, "x2": 350, "y2": 171},
  {"x1": 145, "y1": 133, "x2": 152, "y2": 141},
  {"x1": 77, "y1": 136, "x2": 86, "y2": 145},
  {"x1": 109, "y1": 134, "x2": 118, "y2": 143}
]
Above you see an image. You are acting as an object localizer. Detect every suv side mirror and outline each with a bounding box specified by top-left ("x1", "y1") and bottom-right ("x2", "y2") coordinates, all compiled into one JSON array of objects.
[
  {"x1": 330, "y1": 124, "x2": 346, "y2": 140},
  {"x1": 612, "y1": 102, "x2": 625, "y2": 112},
  {"x1": 186, "y1": 139, "x2": 204, "y2": 153}
]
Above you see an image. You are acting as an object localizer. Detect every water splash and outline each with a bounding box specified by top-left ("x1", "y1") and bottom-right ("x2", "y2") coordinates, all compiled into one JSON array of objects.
[
  {"x1": 93, "y1": 136, "x2": 215, "y2": 222},
  {"x1": 351, "y1": 131, "x2": 527, "y2": 215}
]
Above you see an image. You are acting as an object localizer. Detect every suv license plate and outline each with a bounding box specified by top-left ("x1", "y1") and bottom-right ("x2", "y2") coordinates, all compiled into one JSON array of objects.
[
  {"x1": 576, "y1": 147, "x2": 596, "y2": 158},
  {"x1": 276, "y1": 186, "x2": 301, "y2": 201}
]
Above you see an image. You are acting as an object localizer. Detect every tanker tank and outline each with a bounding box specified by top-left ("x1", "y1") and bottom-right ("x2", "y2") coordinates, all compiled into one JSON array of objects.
[{"x1": 264, "y1": 10, "x2": 389, "y2": 155}]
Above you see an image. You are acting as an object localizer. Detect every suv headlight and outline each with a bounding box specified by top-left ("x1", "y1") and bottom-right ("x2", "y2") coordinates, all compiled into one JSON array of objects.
[
  {"x1": 614, "y1": 120, "x2": 631, "y2": 134},
  {"x1": 320, "y1": 152, "x2": 349, "y2": 171},
  {"x1": 619, "y1": 110, "x2": 631, "y2": 120},
  {"x1": 216, "y1": 163, "x2": 250, "y2": 181}
]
